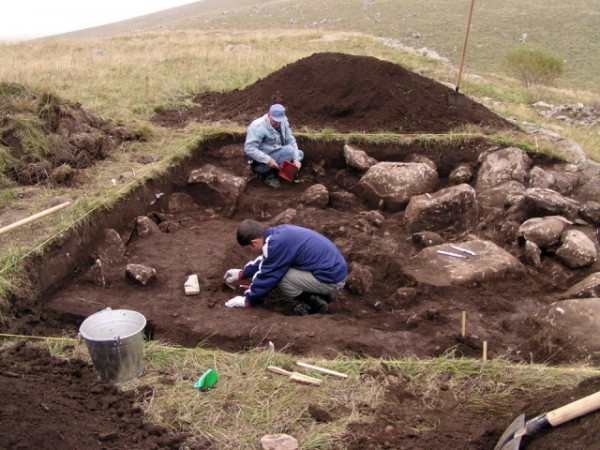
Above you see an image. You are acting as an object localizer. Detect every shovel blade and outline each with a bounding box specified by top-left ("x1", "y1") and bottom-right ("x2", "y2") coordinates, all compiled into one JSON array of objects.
[
  {"x1": 447, "y1": 91, "x2": 467, "y2": 106},
  {"x1": 494, "y1": 413, "x2": 525, "y2": 450}
]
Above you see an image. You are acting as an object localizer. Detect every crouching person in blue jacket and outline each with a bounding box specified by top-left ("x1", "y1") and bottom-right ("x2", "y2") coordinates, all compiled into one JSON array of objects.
[{"x1": 223, "y1": 219, "x2": 347, "y2": 315}]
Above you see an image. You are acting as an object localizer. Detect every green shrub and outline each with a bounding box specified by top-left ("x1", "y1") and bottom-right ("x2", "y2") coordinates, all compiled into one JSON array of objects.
[{"x1": 504, "y1": 46, "x2": 565, "y2": 87}]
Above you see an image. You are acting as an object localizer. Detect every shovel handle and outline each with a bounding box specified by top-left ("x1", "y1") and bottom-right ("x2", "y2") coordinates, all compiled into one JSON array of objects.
[
  {"x1": 546, "y1": 390, "x2": 600, "y2": 427},
  {"x1": 456, "y1": 0, "x2": 476, "y2": 92}
]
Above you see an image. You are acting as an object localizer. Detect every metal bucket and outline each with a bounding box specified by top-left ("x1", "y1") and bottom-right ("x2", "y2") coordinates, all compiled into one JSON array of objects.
[{"x1": 79, "y1": 308, "x2": 146, "y2": 384}]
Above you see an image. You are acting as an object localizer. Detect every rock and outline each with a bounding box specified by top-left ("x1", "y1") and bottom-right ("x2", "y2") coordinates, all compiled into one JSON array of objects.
[
  {"x1": 259, "y1": 433, "x2": 298, "y2": 450},
  {"x1": 404, "y1": 240, "x2": 524, "y2": 286},
  {"x1": 524, "y1": 240, "x2": 542, "y2": 269},
  {"x1": 300, "y1": 184, "x2": 329, "y2": 208},
  {"x1": 547, "y1": 165, "x2": 582, "y2": 195},
  {"x1": 476, "y1": 181, "x2": 525, "y2": 209},
  {"x1": 269, "y1": 208, "x2": 297, "y2": 225},
  {"x1": 353, "y1": 162, "x2": 438, "y2": 211},
  {"x1": 579, "y1": 201, "x2": 600, "y2": 226},
  {"x1": 517, "y1": 216, "x2": 570, "y2": 249},
  {"x1": 136, "y1": 216, "x2": 161, "y2": 236},
  {"x1": 404, "y1": 183, "x2": 478, "y2": 233},
  {"x1": 125, "y1": 263, "x2": 157, "y2": 286},
  {"x1": 359, "y1": 210, "x2": 385, "y2": 227},
  {"x1": 394, "y1": 287, "x2": 417, "y2": 305},
  {"x1": 406, "y1": 154, "x2": 437, "y2": 172},
  {"x1": 343, "y1": 144, "x2": 378, "y2": 170},
  {"x1": 96, "y1": 229, "x2": 126, "y2": 264},
  {"x1": 575, "y1": 176, "x2": 600, "y2": 202},
  {"x1": 329, "y1": 189, "x2": 363, "y2": 211},
  {"x1": 158, "y1": 220, "x2": 180, "y2": 233},
  {"x1": 475, "y1": 147, "x2": 532, "y2": 191},
  {"x1": 497, "y1": 220, "x2": 521, "y2": 244},
  {"x1": 561, "y1": 272, "x2": 600, "y2": 299},
  {"x1": 448, "y1": 163, "x2": 473, "y2": 185},
  {"x1": 530, "y1": 298, "x2": 600, "y2": 364},
  {"x1": 513, "y1": 188, "x2": 580, "y2": 221},
  {"x1": 555, "y1": 229, "x2": 597, "y2": 268},
  {"x1": 411, "y1": 231, "x2": 445, "y2": 248},
  {"x1": 81, "y1": 258, "x2": 123, "y2": 286},
  {"x1": 528, "y1": 166, "x2": 556, "y2": 189},
  {"x1": 160, "y1": 192, "x2": 198, "y2": 214},
  {"x1": 346, "y1": 262, "x2": 374, "y2": 295},
  {"x1": 187, "y1": 164, "x2": 247, "y2": 217}
]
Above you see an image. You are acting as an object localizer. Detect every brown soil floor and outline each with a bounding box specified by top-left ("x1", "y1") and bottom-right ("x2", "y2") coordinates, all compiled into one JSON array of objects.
[{"x1": 2, "y1": 52, "x2": 599, "y2": 449}]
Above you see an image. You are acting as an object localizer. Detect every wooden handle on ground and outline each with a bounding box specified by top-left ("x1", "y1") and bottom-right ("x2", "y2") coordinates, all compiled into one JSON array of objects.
[
  {"x1": 267, "y1": 366, "x2": 293, "y2": 376},
  {"x1": 547, "y1": 390, "x2": 600, "y2": 427},
  {"x1": 296, "y1": 362, "x2": 348, "y2": 378},
  {"x1": 267, "y1": 366, "x2": 323, "y2": 386},
  {"x1": 0, "y1": 201, "x2": 71, "y2": 235}
]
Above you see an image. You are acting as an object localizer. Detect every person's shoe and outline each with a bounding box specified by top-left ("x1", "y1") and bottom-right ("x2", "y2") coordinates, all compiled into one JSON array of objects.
[
  {"x1": 294, "y1": 302, "x2": 311, "y2": 316},
  {"x1": 306, "y1": 295, "x2": 329, "y2": 314},
  {"x1": 294, "y1": 291, "x2": 330, "y2": 314},
  {"x1": 264, "y1": 172, "x2": 281, "y2": 188}
]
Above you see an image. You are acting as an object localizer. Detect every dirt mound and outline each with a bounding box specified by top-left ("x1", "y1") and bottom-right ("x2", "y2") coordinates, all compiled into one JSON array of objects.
[
  {"x1": 0, "y1": 341, "x2": 194, "y2": 449},
  {"x1": 153, "y1": 52, "x2": 513, "y2": 133},
  {"x1": 0, "y1": 83, "x2": 144, "y2": 186}
]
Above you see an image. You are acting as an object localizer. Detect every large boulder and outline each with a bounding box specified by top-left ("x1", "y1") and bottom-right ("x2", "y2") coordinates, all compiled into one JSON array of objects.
[
  {"x1": 300, "y1": 184, "x2": 329, "y2": 208},
  {"x1": 343, "y1": 144, "x2": 378, "y2": 171},
  {"x1": 403, "y1": 239, "x2": 524, "y2": 286},
  {"x1": 560, "y1": 272, "x2": 600, "y2": 299},
  {"x1": 579, "y1": 200, "x2": 600, "y2": 226},
  {"x1": 448, "y1": 163, "x2": 474, "y2": 185},
  {"x1": 476, "y1": 181, "x2": 525, "y2": 209},
  {"x1": 353, "y1": 162, "x2": 438, "y2": 211},
  {"x1": 528, "y1": 166, "x2": 556, "y2": 189},
  {"x1": 96, "y1": 229, "x2": 126, "y2": 264},
  {"x1": 555, "y1": 229, "x2": 597, "y2": 268},
  {"x1": 404, "y1": 183, "x2": 478, "y2": 233},
  {"x1": 160, "y1": 192, "x2": 198, "y2": 214},
  {"x1": 188, "y1": 164, "x2": 247, "y2": 217},
  {"x1": 527, "y1": 298, "x2": 600, "y2": 364},
  {"x1": 517, "y1": 216, "x2": 570, "y2": 249},
  {"x1": 509, "y1": 188, "x2": 580, "y2": 221},
  {"x1": 475, "y1": 147, "x2": 532, "y2": 191}
]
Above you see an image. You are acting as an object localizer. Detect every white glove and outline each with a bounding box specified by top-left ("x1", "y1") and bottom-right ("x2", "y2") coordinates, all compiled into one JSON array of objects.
[
  {"x1": 225, "y1": 296, "x2": 246, "y2": 308},
  {"x1": 223, "y1": 269, "x2": 242, "y2": 285}
]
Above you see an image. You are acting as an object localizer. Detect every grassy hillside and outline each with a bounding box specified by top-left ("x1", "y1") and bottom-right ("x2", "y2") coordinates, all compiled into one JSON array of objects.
[{"x1": 60, "y1": 0, "x2": 600, "y2": 93}]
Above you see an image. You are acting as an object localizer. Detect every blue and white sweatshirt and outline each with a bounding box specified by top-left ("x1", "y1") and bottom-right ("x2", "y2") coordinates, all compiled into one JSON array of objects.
[
  {"x1": 242, "y1": 225, "x2": 347, "y2": 306},
  {"x1": 244, "y1": 114, "x2": 300, "y2": 164}
]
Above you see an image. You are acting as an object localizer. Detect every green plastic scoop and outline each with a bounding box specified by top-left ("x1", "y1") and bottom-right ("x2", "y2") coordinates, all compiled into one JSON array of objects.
[{"x1": 194, "y1": 368, "x2": 219, "y2": 389}]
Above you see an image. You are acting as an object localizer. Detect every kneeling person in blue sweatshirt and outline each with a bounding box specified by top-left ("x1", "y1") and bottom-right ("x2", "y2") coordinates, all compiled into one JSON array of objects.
[{"x1": 224, "y1": 219, "x2": 347, "y2": 315}]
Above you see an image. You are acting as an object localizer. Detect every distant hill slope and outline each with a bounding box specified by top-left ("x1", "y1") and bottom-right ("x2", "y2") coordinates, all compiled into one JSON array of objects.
[{"x1": 57, "y1": 0, "x2": 599, "y2": 93}]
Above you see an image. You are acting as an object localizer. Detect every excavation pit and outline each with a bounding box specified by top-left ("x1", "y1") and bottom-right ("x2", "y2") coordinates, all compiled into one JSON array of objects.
[{"x1": 11, "y1": 132, "x2": 597, "y2": 366}]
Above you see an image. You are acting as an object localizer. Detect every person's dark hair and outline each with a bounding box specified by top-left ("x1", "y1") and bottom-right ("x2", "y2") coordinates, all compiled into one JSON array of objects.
[{"x1": 236, "y1": 219, "x2": 267, "y2": 246}]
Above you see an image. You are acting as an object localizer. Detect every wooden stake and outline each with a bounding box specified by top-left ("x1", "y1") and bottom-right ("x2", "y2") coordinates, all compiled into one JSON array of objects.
[
  {"x1": 267, "y1": 366, "x2": 323, "y2": 386},
  {"x1": 461, "y1": 311, "x2": 467, "y2": 337},
  {"x1": 296, "y1": 362, "x2": 348, "y2": 379},
  {"x1": 267, "y1": 366, "x2": 293, "y2": 376},
  {"x1": 0, "y1": 201, "x2": 70, "y2": 235},
  {"x1": 483, "y1": 341, "x2": 488, "y2": 362},
  {"x1": 289, "y1": 373, "x2": 323, "y2": 386}
]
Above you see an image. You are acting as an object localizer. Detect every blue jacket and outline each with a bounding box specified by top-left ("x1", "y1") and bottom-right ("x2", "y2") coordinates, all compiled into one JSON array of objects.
[
  {"x1": 242, "y1": 225, "x2": 347, "y2": 306},
  {"x1": 244, "y1": 114, "x2": 300, "y2": 164}
]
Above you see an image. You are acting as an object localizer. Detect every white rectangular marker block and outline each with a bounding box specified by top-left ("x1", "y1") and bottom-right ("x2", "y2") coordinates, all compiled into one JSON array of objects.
[{"x1": 184, "y1": 274, "x2": 200, "y2": 295}]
